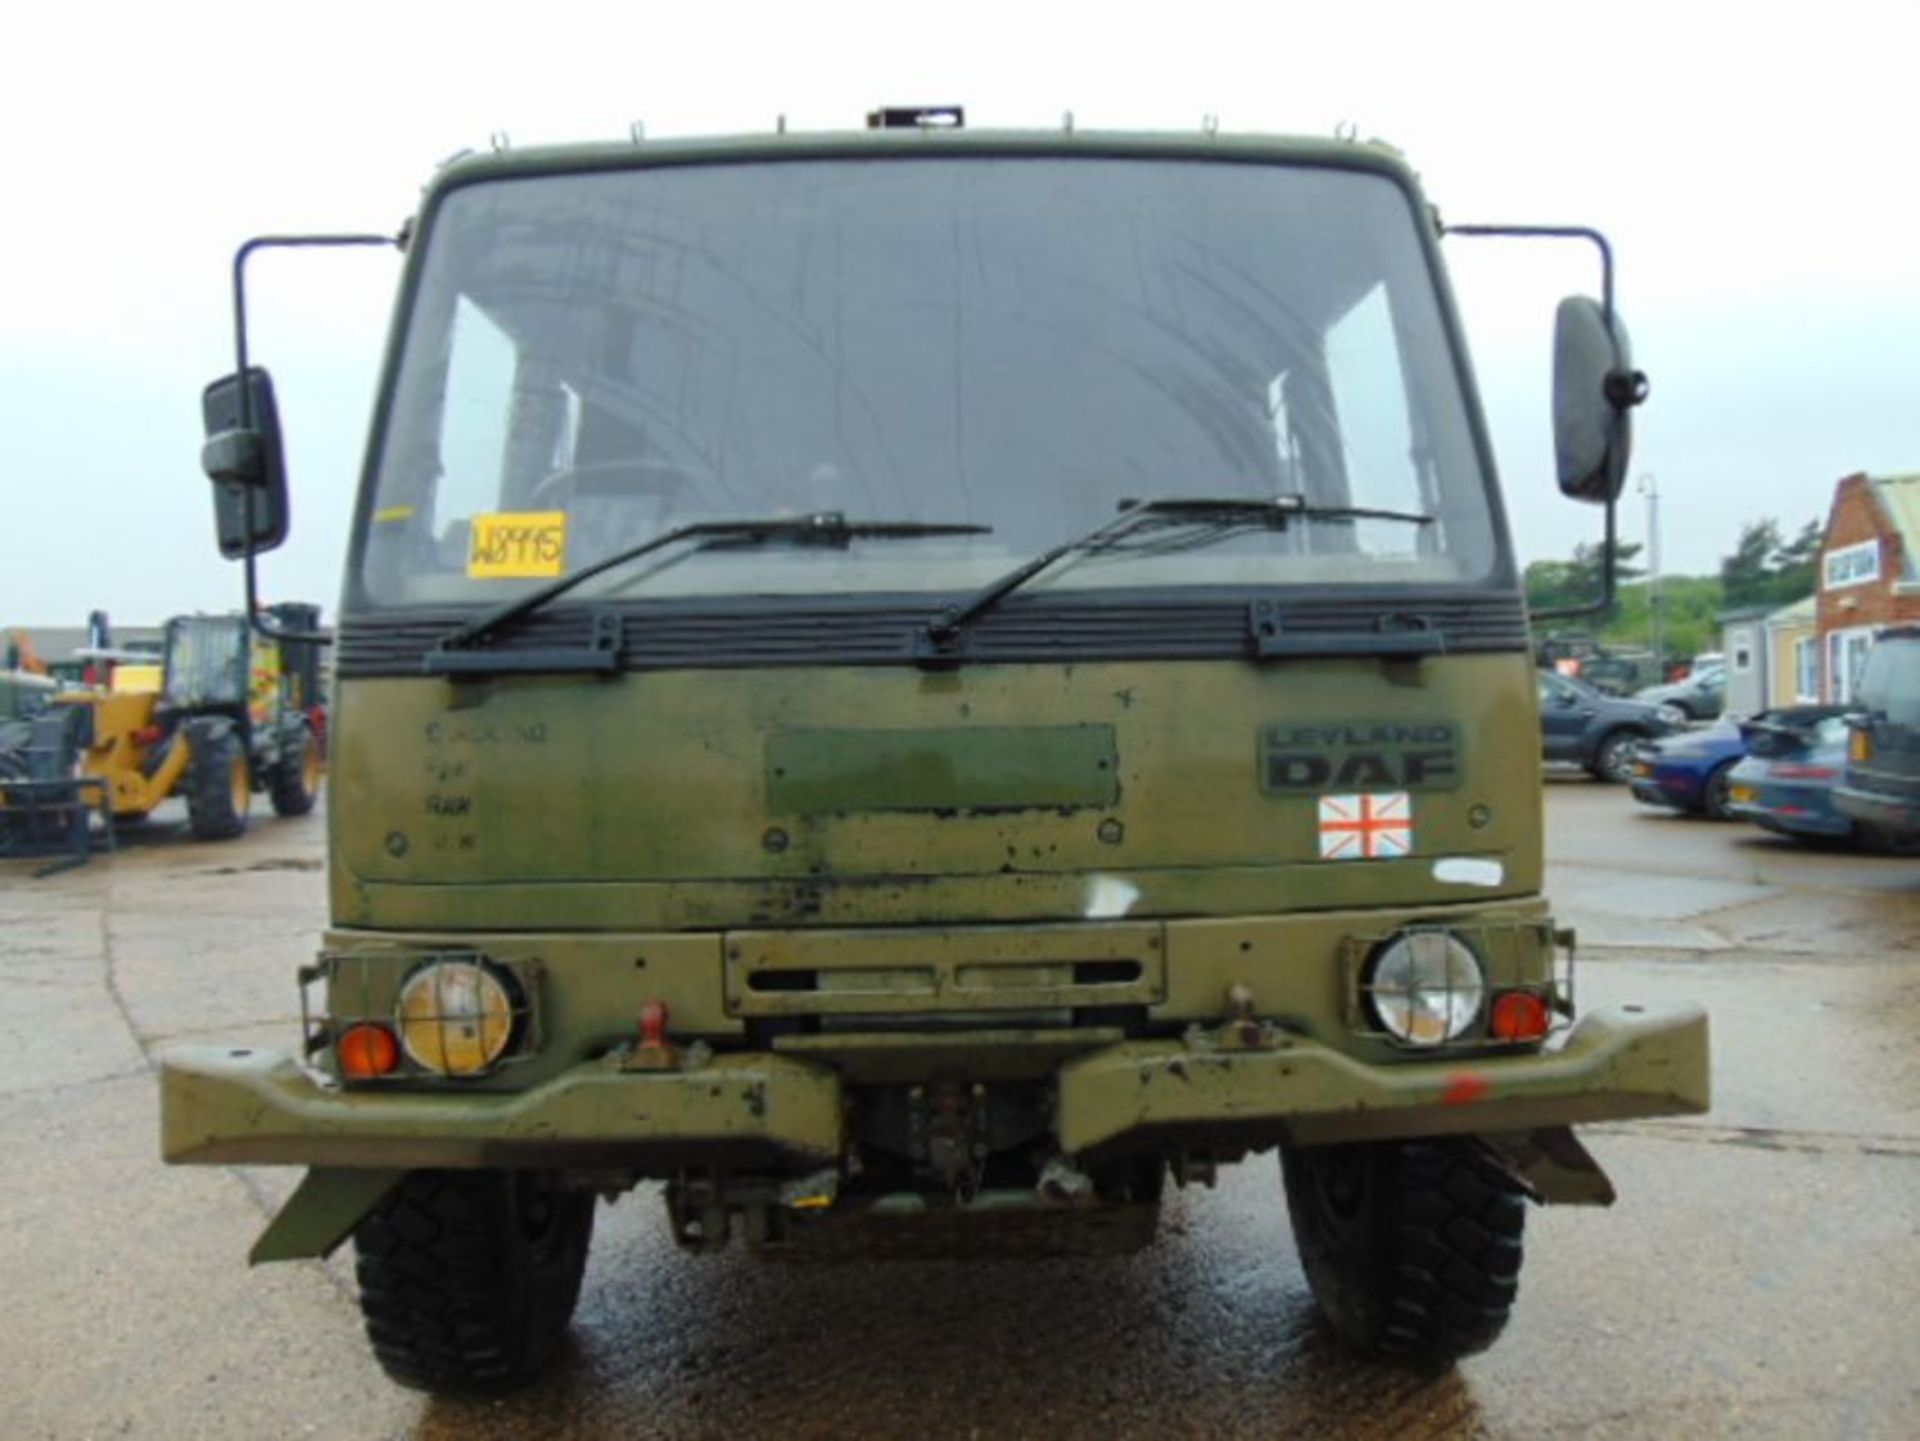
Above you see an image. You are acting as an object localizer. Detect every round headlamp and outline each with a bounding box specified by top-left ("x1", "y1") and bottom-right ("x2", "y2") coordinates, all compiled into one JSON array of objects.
[
  {"x1": 395, "y1": 959, "x2": 517, "y2": 1076},
  {"x1": 1365, "y1": 930, "x2": 1486, "y2": 1046}
]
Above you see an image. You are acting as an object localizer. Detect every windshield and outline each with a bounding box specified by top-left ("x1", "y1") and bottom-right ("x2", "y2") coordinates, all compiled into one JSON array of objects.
[
  {"x1": 1856, "y1": 635, "x2": 1920, "y2": 725},
  {"x1": 357, "y1": 155, "x2": 1498, "y2": 610}
]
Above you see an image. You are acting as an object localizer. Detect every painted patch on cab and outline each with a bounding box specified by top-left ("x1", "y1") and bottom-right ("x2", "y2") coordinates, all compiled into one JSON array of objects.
[
  {"x1": 1261, "y1": 719, "x2": 1461, "y2": 793},
  {"x1": 1318, "y1": 793, "x2": 1414, "y2": 859}
]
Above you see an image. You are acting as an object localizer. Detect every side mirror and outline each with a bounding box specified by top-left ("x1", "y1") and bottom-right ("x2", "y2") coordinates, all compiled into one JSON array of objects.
[
  {"x1": 200, "y1": 368, "x2": 289, "y2": 559},
  {"x1": 1553, "y1": 297, "x2": 1648, "y2": 505}
]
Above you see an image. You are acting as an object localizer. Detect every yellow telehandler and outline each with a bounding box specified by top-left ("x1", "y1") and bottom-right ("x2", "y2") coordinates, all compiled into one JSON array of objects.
[{"x1": 0, "y1": 605, "x2": 326, "y2": 857}]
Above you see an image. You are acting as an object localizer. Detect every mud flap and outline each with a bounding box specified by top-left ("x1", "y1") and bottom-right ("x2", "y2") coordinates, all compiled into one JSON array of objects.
[
  {"x1": 249, "y1": 1167, "x2": 406, "y2": 1264},
  {"x1": 1476, "y1": 1127, "x2": 1617, "y2": 1206}
]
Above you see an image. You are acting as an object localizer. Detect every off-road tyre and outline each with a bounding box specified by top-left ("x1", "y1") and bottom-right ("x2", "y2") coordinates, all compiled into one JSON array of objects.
[
  {"x1": 1282, "y1": 1138, "x2": 1526, "y2": 1366},
  {"x1": 1590, "y1": 729, "x2": 1642, "y2": 784},
  {"x1": 183, "y1": 720, "x2": 249, "y2": 840},
  {"x1": 353, "y1": 1170, "x2": 595, "y2": 1394},
  {"x1": 1700, "y1": 762, "x2": 1737, "y2": 820},
  {"x1": 0, "y1": 721, "x2": 29, "y2": 780},
  {"x1": 267, "y1": 723, "x2": 321, "y2": 817}
]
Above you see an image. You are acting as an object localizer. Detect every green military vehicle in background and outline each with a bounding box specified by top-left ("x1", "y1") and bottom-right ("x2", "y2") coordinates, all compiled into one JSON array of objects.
[{"x1": 162, "y1": 109, "x2": 1709, "y2": 1393}]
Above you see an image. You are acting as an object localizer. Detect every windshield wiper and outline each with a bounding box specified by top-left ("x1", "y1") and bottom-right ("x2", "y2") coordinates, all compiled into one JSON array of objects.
[
  {"x1": 427, "y1": 511, "x2": 989, "y2": 675},
  {"x1": 916, "y1": 495, "x2": 1431, "y2": 661}
]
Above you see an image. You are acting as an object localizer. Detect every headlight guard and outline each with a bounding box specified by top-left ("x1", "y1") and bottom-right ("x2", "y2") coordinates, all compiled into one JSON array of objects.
[
  {"x1": 1342, "y1": 919, "x2": 1571, "y2": 1052},
  {"x1": 300, "y1": 949, "x2": 541, "y2": 1084}
]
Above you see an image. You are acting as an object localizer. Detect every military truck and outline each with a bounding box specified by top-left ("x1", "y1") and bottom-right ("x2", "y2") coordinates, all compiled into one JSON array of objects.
[{"x1": 161, "y1": 111, "x2": 1709, "y2": 1393}]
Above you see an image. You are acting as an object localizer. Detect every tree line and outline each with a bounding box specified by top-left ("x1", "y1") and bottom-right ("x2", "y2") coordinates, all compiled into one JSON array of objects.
[{"x1": 1524, "y1": 517, "x2": 1822, "y2": 662}]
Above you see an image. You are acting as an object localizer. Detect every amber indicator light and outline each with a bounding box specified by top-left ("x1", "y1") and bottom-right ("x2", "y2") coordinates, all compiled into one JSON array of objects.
[
  {"x1": 338, "y1": 1022, "x2": 400, "y2": 1078},
  {"x1": 1490, "y1": 991, "x2": 1550, "y2": 1043}
]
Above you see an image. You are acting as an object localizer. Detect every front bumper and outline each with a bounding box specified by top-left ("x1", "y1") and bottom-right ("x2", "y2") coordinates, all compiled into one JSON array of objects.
[
  {"x1": 1058, "y1": 1003, "x2": 1707, "y2": 1155},
  {"x1": 1628, "y1": 774, "x2": 1690, "y2": 810},
  {"x1": 161, "y1": 1002, "x2": 1709, "y2": 1170},
  {"x1": 161, "y1": 1047, "x2": 848, "y2": 1169}
]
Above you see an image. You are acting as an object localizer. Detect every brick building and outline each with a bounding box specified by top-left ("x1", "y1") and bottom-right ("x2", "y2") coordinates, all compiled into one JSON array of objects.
[{"x1": 1815, "y1": 471, "x2": 1920, "y2": 701}]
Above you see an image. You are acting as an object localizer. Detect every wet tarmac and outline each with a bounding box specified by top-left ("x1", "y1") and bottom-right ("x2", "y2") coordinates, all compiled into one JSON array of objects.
[{"x1": 4, "y1": 780, "x2": 1918, "y2": 1438}]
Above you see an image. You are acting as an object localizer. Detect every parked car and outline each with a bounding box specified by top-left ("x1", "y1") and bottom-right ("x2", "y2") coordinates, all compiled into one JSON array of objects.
[
  {"x1": 1726, "y1": 708, "x2": 1854, "y2": 844},
  {"x1": 1628, "y1": 715, "x2": 1751, "y2": 817},
  {"x1": 1578, "y1": 649, "x2": 1662, "y2": 697},
  {"x1": 1634, "y1": 661, "x2": 1726, "y2": 722},
  {"x1": 1832, "y1": 626, "x2": 1920, "y2": 848},
  {"x1": 1538, "y1": 669, "x2": 1680, "y2": 782}
]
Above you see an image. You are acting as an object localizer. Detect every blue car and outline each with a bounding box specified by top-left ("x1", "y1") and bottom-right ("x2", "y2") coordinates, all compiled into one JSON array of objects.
[
  {"x1": 1725, "y1": 708, "x2": 1852, "y2": 843},
  {"x1": 1629, "y1": 716, "x2": 1750, "y2": 818}
]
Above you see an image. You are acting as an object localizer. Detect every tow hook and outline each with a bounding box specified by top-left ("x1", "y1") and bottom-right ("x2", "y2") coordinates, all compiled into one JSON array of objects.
[
  {"x1": 619, "y1": 1000, "x2": 710, "y2": 1072},
  {"x1": 1037, "y1": 1155, "x2": 1096, "y2": 1205},
  {"x1": 1183, "y1": 983, "x2": 1295, "y2": 1053}
]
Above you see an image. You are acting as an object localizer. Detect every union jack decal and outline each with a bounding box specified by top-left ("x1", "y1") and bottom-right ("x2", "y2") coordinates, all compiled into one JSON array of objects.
[{"x1": 1317, "y1": 792, "x2": 1413, "y2": 860}]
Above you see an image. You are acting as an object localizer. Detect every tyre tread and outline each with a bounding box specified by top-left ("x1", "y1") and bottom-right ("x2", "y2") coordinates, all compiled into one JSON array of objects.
[
  {"x1": 353, "y1": 1171, "x2": 592, "y2": 1394},
  {"x1": 267, "y1": 725, "x2": 320, "y2": 817},
  {"x1": 183, "y1": 720, "x2": 248, "y2": 840},
  {"x1": 1378, "y1": 1141, "x2": 1523, "y2": 1361},
  {"x1": 1285, "y1": 1137, "x2": 1527, "y2": 1367}
]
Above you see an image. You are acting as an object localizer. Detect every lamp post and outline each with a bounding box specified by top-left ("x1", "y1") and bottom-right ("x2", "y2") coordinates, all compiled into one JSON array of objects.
[{"x1": 1639, "y1": 473, "x2": 1663, "y2": 671}]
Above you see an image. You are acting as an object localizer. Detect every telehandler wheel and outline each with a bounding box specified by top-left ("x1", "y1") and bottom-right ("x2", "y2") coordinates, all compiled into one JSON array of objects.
[
  {"x1": 0, "y1": 726, "x2": 27, "y2": 780},
  {"x1": 353, "y1": 1170, "x2": 595, "y2": 1394},
  {"x1": 183, "y1": 720, "x2": 250, "y2": 840},
  {"x1": 1281, "y1": 1137, "x2": 1526, "y2": 1366},
  {"x1": 268, "y1": 724, "x2": 322, "y2": 817}
]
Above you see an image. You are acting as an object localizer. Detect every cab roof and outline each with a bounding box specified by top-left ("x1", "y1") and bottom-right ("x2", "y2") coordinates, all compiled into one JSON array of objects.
[{"x1": 426, "y1": 125, "x2": 1425, "y2": 203}]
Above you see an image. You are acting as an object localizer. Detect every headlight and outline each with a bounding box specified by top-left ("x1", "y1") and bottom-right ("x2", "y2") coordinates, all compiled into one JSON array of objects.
[
  {"x1": 1364, "y1": 930, "x2": 1486, "y2": 1046},
  {"x1": 395, "y1": 959, "x2": 518, "y2": 1076}
]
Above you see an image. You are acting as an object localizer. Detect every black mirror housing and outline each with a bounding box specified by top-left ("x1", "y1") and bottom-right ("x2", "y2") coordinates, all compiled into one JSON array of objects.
[
  {"x1": 201, "y1": 428, "x2": 267, "y2": 487},
  {"x1": 201, "y1": 368, "x2": 290, "y2": 559},
  {"x1": 1553, "y1": 297, "x2": 1647, "y2": 505}
]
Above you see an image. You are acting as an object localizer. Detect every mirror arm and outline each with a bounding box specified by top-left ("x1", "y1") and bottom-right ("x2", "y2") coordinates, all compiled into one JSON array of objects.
[
  {"x1": 223, "y1": 233, "x2": 402, "y2": 647},
  {"x1": 1442, "y1": 222, "x2": 1618, "y2": 323},
  {"x1": 1528, "y1": 493, "x2": 1620, "y2": 624},
  {"x1": 1442, "y1": 222, "x2": 1639, "y2": 627},
  {"x1": 1443, "y1": 222, "x2": 1649, "y2": 413},
  {"x1": 234, "y1": 482, "x2": 336, "y2": 648}
]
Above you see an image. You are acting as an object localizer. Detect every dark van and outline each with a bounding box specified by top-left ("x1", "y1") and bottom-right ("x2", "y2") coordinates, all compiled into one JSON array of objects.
[{"x1": 1835, "y1": 627, "x2": 1920, "y2": 845}]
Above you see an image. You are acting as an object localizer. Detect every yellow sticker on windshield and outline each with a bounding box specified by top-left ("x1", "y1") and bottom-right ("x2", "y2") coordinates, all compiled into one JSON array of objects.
[{"x1": 468, "y1": 511, "x2": 567, "y2": 578}]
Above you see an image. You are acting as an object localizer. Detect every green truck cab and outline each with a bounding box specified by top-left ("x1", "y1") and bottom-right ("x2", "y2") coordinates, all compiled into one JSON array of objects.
[{"x1": 162, "y1": 114, "x2": 1708, "y2": 1392}]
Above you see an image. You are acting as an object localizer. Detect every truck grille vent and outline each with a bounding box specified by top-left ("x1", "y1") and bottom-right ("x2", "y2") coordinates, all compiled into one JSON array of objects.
[{"x1": 336, "y1": 593, "x2": 1529, "y2": 676}]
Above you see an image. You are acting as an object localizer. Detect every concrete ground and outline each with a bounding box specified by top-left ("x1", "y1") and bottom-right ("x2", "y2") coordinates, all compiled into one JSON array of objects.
[{"x1": 3, "y1": 780, "x2": 1917, "y2": 1439}]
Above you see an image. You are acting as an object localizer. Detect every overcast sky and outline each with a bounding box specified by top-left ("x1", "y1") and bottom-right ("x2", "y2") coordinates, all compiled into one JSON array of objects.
[{"x1": 5, "y1": 0, "x2": 1915, "y2": 625}]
